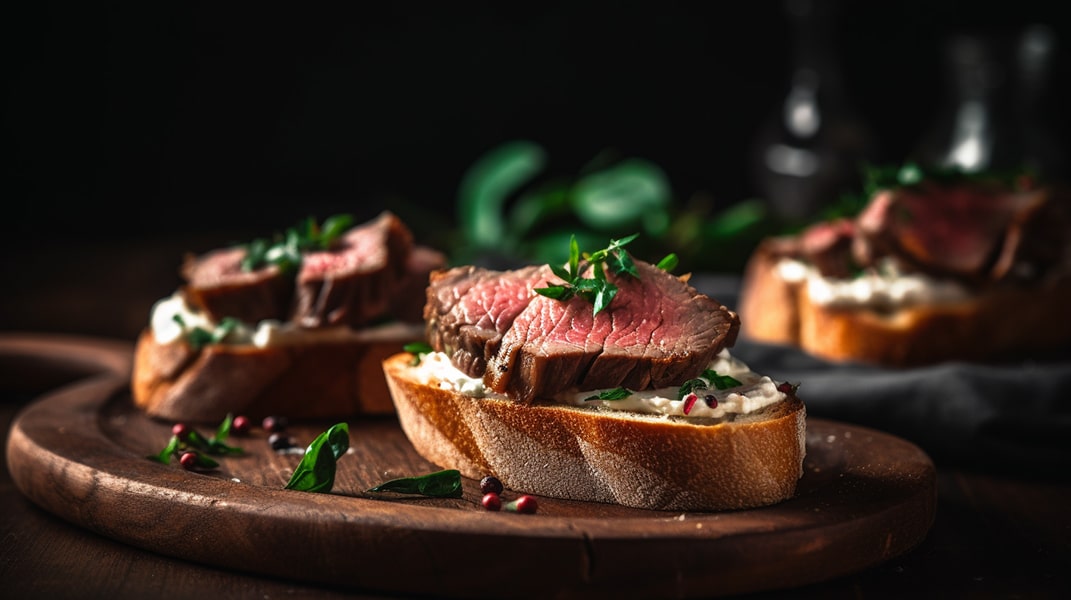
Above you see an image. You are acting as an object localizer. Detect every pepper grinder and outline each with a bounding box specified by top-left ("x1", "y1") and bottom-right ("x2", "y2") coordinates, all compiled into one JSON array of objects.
[
  {"x1": 749, "y1": 0, "x2": 877, "y2": 225},
  {"x1": 911, "y1": 25, "x2": 1066, "y2": 180}
]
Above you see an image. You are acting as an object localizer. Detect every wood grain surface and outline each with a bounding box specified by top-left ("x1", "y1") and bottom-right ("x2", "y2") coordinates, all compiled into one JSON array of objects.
[{"x1": 4, "y1": 335, "x2": 937, "y2": 598}]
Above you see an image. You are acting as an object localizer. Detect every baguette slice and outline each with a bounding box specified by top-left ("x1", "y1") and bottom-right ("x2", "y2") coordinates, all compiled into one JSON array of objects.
[
  {"x1": 740, "y1": 243, "x2": 1071, "y2": 366},
  {"x1": 133, "y1": 323, "x2": 422, "y2": 423},
  {"x1": 382, "y1": 352, "x2": 807, "y2": 511}
]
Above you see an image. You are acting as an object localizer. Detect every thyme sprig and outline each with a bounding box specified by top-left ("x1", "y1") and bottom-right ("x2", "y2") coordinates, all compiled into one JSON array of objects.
[{"x1": 535, "y1": 234, "x2": 678, "y2": 316}]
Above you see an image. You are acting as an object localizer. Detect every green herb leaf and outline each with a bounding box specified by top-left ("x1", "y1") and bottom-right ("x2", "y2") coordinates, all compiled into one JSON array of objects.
[
  {"x1": 187, "y1": 429, "x2": 244, "y2": 456},
  {"x1": 177, "y1": 315, "x2": 241, "y2": 351},
  {"x1": 656, "y1": 253, "x2": 678, "y2": 272},
  {"x1": 285, "y1": 423, "x2": 350, "y2": 493},
  {"x1": 678, "y1": 369, "x2": 743, "y2": 399},
  {"x1": 367, "y1": 469, "x2": 463, "y2": 498},
  {"x1": 240, "y1": 214, "x2": 355, "y2": 272},
  {"x1": 404, "y1": 341, "x2": 434, "y2": 365},
  {"x1": 585, "y1": 387, "x2": 633, "y2": 401},
  {"x1": 708, "y1": 373, "x2": 743, "y2": 390},
  {"x1": 677, "y1": 378, "x2": 708, "y2": 400},
  {"x1": 148, "y1": 435, "x2": 181, "y2": 464},
  {"x1": 214, "y1": 413, "x2": 234, "y2": 442},
  {"x1": 534, "y1": 234, "x2": 641, "y2": 316}
]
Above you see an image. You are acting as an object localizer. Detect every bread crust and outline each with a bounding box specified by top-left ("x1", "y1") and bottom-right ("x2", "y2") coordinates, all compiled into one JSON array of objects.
[
  {"x1": 382, "y1": 352, "x2": 807, "y2": 511},
  {"x1": 132, "y1": 323, "x2": 423, "y2": 423},
  {"x1": 739, "y1": 246, "x2": 1071, "y2": 366}
]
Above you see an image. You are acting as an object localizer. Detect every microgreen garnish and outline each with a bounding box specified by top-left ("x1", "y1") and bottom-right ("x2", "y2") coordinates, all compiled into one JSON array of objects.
[
  {"x1": 404, "y1": 341, "x2": 434, "y2": 366},
  {"x1": 677, "y1": 369, "x2": 742, "y2": 401},
  {"x1": 284, "y1": 422, "x2": 350, "y2": 493},
  {"x1": 656, "y1": 253, "x2": 678, "y2": 271},
  {"x1": 241, "y1": 214, "x2": 355, "y2": 272},
  {"x1": 175, "y1": 315, "x2": 241, "y2": 350},
  {"x1": 367, "y1": 469, "x2": 464, "y2": 498},
  {"x1": 584, "y1": 387, "x2": 633, "y2": 401},
  {"x1": 533, "y1": 234, "x2": 641, "y2": 316},
  {"x1": 148, "y1": 414, "x2": 244, "y2": 467}
]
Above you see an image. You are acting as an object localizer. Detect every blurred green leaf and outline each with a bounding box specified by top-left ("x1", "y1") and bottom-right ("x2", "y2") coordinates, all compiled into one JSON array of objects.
[
  {"x1": 572, "y1": 158, "x2": 672, "y2": 233},
  {"x1": 702, "y1": 199, "x2": 767, "y2": 239},
  {"x1": 458, "y1": 140, "x2": 546, "y2": 250}
]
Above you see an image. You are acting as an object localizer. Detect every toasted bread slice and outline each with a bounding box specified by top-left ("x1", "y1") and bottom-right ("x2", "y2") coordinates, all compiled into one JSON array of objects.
[{"x1": 382, "y1": 352, "x2": 807, "y2": 511}]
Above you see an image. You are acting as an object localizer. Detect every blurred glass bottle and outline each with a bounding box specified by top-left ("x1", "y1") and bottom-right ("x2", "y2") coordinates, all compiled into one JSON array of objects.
[
  {"x1": 911, "y1": 26, "x2": 1067, "y2": 181},
  {"x1": 750, "y1": 0, "x2": 877, "y2": 224}
]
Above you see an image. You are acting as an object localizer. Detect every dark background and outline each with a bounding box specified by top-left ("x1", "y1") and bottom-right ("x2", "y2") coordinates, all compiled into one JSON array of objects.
[{"x1": 4, "y1": 0, "x2": 1071, "y2": 338}]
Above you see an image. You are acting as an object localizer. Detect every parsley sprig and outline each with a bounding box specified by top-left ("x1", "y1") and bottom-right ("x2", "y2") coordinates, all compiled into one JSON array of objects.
[
  {"x1": 241, "y1": 214, "x2": 355, "y2": 272},
  {"x1": 534, "y1": 234, "x2": 676, "y2": 316}
]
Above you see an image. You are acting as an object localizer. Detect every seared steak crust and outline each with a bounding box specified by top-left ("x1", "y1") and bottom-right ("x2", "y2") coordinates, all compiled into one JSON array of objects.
[{"x1": 426, "y1": 259, "x2": 740, "y2": 403}]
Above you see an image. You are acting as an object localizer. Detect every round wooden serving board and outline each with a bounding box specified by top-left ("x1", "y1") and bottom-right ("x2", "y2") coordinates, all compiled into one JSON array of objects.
[{"x1": 4, "y1": 334, "x2": 937, "y2": 599}]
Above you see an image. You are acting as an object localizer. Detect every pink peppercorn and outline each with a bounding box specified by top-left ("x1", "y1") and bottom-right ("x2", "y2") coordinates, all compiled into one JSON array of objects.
[{"x1": 481, "y1": 493, "x2": 502, "y2": 511}]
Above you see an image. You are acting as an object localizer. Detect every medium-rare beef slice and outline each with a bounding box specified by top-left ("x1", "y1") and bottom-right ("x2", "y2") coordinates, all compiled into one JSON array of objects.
[
  {"x1": 484, "y1": 260, "x2": 740, "y2": 403},
  {"x1": 292, "y1": 211, "x2": 414, "y2": 328},
  {"x1": 181, "y1": 246, "x2": 293, "y2": 324},
  {"x1": 425, "y1": 264, "x2": 548, "y2": 377},
  {"x1": 855, "y1": 184, "x2": 1052, "y2": 281}
]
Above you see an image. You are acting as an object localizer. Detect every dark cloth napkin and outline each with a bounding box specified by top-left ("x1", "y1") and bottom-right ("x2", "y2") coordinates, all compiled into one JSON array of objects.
[{"x1": 693, "y1": 275, "x2": 1071, "y2": 477}]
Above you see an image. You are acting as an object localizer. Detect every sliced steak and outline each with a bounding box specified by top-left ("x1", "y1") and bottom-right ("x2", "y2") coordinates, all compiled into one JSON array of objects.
[
  {"x1": 425, "y1": 264, "x2": 548, "y2": 377},
  {"x1": 181, "y1": 246, "x2": 293, "y2": 324},
  {"x1": 855, "y1": 184, "x2": 1050, "y2": 281},
  {"x1": 427, "y1": 259, "x2": 740, "y2": 403},
  {"x1": 291, "y1": 211, "x2": 414, "y2": 328}
]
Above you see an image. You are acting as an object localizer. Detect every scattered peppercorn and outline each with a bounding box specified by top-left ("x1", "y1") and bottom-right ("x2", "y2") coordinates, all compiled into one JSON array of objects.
[
  {"x1": 505, "y1": 495, "x2": 538, "y2": 514},
  {"x1": 171, "y1": 422, "x2": 190, "y2": 440},
  {"x1": 179, "y1": 451, "x2": 199, "y2": 470},
  {"x1": 479, "y1": 475, "x2": 503, "y2": 495},
  {"x1": 231, "y1": 415, "x2": 251, "y2": 434},
  {"x1": 777, "y1": 382, "x2": 799, "y2": 395},
  {"x1": 481, "y1": 493, "x2": 502, "y2": 511},
  {"x1": 262, "y1": 415, "x2": 288, "y2": 433},
  {"x1": 268, "y1": 432, "x2": 292, "y2": 451}
]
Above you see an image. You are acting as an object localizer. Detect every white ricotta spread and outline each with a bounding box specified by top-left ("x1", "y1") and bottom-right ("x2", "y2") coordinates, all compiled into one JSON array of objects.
[
  {"x1": 412, "y1": 349, "x2": 787, "y2": 420},
  {"x1": 149, "y1": 292, "x2": 419, "y2": 347},
  {"x1": 778, "y1": 257, "x2": 970, "y2": 309}
]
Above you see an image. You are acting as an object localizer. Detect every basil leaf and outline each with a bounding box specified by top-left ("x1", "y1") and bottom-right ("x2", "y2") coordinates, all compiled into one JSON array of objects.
[
  {"x1": 284, "y1": 423, "x2": 350, "y2": 493},
  {"x1": 367, "y1": 469, "x2": 463, "y2": 498}
]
